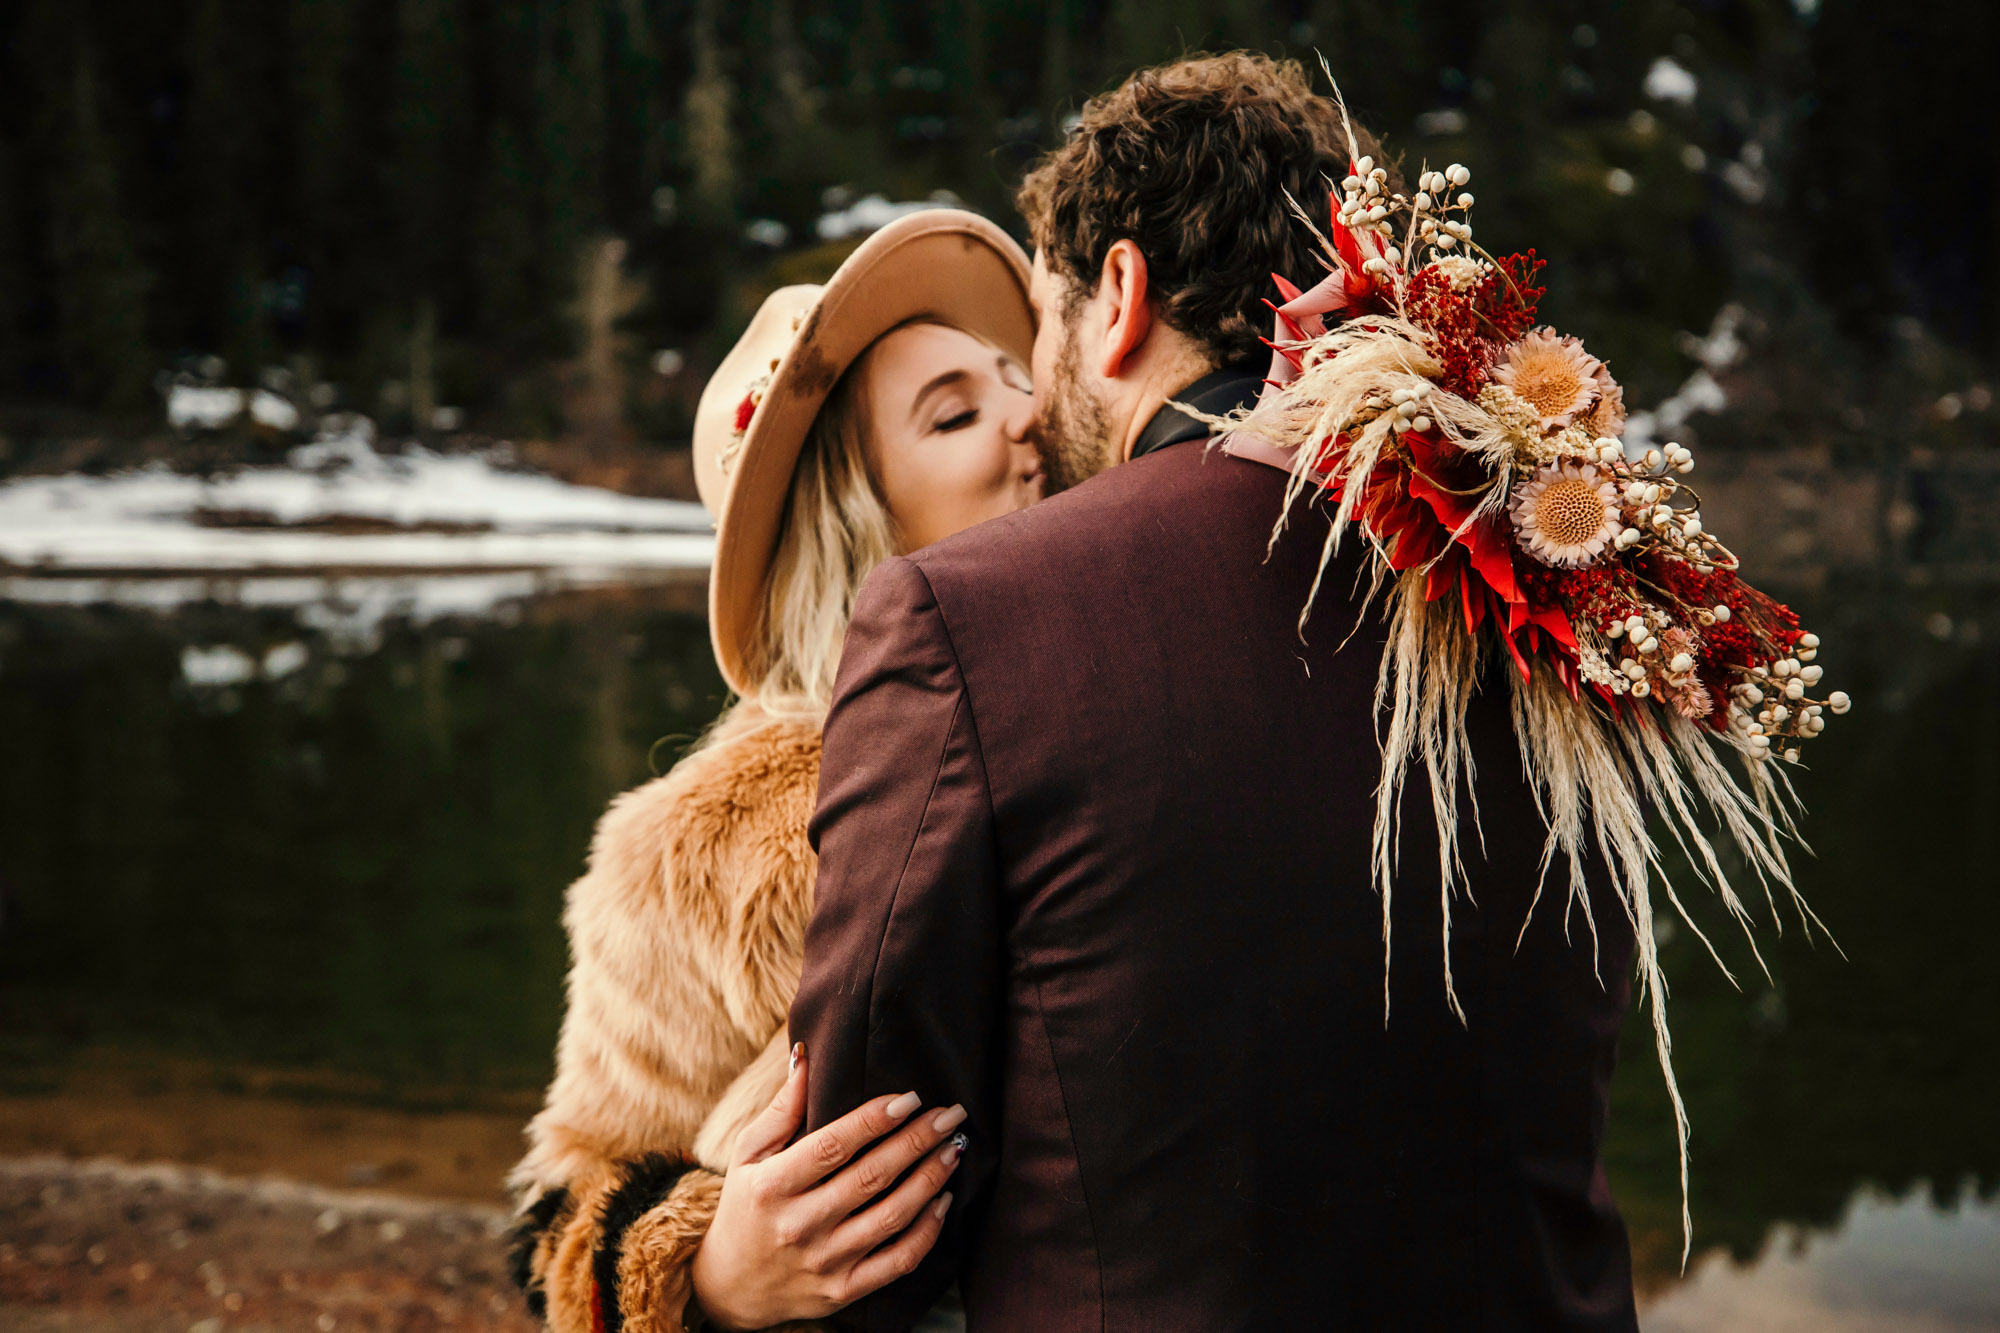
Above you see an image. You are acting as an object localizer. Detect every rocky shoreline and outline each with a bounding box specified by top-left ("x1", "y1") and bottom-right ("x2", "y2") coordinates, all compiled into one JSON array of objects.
[{"x1": 0, "y1": 1156, "x2": 537, "y2": 1332}]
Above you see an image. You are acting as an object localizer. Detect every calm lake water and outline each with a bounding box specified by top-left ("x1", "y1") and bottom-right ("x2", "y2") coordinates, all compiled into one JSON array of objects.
[{"x1": 0, "y1": 553, "x2": 1994, "y2": 1326}]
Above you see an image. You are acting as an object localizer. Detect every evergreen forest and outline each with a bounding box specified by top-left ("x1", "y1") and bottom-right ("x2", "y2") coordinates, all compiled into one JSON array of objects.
[{"x1": 0, "y1": 0, "x2": 1991, "y2": 462}]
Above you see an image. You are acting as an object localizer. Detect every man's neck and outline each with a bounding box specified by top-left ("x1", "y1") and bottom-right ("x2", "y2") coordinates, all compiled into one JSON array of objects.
[{"x1": 1113, "y1": 351, "x2": 1218, "y2": 464}]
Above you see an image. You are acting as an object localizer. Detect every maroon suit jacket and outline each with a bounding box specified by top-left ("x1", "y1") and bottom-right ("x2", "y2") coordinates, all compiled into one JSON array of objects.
[{"x1": 789, "y1": 437, "x2": 1638, "y2": 1332}]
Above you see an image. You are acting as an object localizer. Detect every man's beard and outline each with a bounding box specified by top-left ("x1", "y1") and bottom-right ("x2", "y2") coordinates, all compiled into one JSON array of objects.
[{"x1": 1034, "y1": 320, "x2": 1115, "y2": 494}]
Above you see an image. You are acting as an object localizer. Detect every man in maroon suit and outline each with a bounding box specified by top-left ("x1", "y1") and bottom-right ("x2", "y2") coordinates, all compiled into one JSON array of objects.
[{"x1": 789, "y1": 54, "x2": 1640, "y2": 1332}]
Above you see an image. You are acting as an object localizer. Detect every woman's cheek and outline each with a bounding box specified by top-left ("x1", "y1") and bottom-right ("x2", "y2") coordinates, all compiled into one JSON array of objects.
[
  {"x1": 937, "y1": 435, "x2": 1000, "y2": 512},
  {"x1": 910, "y1": 449, "x2": 981, "y2": 542},
  {"x1": 981, "y1": 425, "x2": 1019, "y2": 501}
]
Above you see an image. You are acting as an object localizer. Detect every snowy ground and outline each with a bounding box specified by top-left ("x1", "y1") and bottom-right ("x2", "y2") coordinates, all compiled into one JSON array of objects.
[{"x1": 0, "y1": 435, "x2": 714, "y2": 582}]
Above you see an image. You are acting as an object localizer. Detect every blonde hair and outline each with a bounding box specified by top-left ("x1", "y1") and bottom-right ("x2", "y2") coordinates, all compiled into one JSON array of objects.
[{"x1": 737, "y1": 342, "x2": 901, "y2": 722}]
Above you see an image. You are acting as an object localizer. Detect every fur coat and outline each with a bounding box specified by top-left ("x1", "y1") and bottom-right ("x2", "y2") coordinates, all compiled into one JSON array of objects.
[{"x1": 509, "y1": 706, "x2": 822, "y2": 1333}]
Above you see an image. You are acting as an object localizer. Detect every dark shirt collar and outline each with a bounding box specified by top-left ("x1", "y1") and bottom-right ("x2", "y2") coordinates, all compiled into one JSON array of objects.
[{"x1": 1129, "y1": 361, "x2": 1268, "y2": 461}]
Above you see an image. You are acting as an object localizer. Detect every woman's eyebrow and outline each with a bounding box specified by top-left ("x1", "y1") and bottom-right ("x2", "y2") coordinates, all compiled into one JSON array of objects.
[{"x1": 909, "y1": 369, "x2": 970, "y2": 422}]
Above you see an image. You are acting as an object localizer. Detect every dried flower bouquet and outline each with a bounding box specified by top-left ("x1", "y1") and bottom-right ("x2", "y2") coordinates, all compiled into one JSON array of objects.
[{"x1": 1215, "y1": 78, "x2": 1847, "y2": 1259}]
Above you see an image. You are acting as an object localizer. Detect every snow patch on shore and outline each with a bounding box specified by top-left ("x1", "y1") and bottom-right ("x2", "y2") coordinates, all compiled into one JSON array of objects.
[{"x1": 0, "y1": 438, "x2": 714, "y2": 577}]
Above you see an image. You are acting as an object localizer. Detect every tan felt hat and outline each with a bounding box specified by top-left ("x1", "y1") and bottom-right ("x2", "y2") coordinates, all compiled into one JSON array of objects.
[{"x1": 693, "y1": 208, "x2": 1034, "y2": 697}]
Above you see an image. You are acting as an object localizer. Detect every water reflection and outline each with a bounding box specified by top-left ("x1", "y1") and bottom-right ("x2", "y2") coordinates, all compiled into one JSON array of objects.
[
  {"x1": 0, "y1": 574, "x2": 724, "y2": 1098},
  {"x1": 0, "y1": 565, "x2": 1993, "y2": 1316},
  {"x1": 1644, "y1": 1185, "x2": 2000, "y2": 1331}
]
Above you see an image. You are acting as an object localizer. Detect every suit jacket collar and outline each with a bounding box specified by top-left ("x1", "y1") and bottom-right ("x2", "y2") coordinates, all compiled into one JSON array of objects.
[{"x1": 1129, "y1": 361, "x2": 1267, "y2": 460}]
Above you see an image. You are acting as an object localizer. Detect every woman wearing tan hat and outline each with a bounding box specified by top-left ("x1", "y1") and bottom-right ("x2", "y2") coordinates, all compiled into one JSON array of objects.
[{"x1": 508, "y1": 210, "x2": 1040, "y2": 1333}]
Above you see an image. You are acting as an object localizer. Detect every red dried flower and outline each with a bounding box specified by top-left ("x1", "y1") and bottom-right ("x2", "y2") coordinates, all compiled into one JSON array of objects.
[{"x1": 1476, "y1": 251, "x2": 1546, "y2": 344}]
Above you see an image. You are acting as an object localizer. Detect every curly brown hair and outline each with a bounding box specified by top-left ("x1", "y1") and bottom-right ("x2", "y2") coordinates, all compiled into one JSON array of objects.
[{"x1": 1017, "y1": 52, "x2": 1390, "y2": 367}]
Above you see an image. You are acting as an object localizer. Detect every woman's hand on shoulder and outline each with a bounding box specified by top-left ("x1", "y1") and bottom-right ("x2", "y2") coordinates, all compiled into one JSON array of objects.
[{"x1": 689, "y1": 1043, "x2": 964, "y2": 1331}]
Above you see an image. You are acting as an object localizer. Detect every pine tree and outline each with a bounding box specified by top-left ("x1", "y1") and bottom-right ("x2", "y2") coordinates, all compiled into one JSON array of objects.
[
  {"x1": 763, "y1": 0, "x2": 815, "y2": 135},
  {"x1": 602, "y1": 0, "x2": 672, "y2": 224},
  {"x1": 937, "y1": 0, "x2": 993, "y2": 175},
  {"x1": 1040, "y1": 0, "x2": 1078, "y2": 126},
  {"x1": 45, "y1": 43, "x2": 153, "y2": 411},
  {"x1": 392, "y1": 0, "x2": 476, "y2": 421},
  {"x1": 741, "y1": 0, "x2": 830, "y2": 231},
  {"x1": 535, "y1": 0, "x2": 611, "y2": 351},
  {"x1": 472, "y1": 121, "x2": 546, "y2": 352},
  {"x1": 392, "y1": 0, "x2": 476, "y2": 276},
  {"x1": 843, "y1": 0, "x2": 897, "y2": 98},
  {"x1": 540, "y1": 0, "x2": 610, "y2": 241},
  {"x1": 682, "y1": 0, "x2": 736, "y2": 228},
  {"x1": 0, "y1": 139, "x2": 27, "y2": 399},
  {"x1": 183, "y1": 0, "x2": 275, "y2": 376},
  {"x1": 288, "y1": 0, "x2": 361, "y2": 356}
]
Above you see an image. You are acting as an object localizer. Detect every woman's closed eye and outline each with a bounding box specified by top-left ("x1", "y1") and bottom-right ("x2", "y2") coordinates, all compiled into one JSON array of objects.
[{"x1": 934, "y1": 408, "x2": 978, "y2": 433}]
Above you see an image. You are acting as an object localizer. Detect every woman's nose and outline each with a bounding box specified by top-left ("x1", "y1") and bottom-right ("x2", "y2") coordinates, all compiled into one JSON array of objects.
[{"x1": 1003, "y1": 390, "x2": 1037, "y2": 443}]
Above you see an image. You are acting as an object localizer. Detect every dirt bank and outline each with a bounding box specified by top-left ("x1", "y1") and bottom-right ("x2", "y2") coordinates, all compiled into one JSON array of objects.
[
  {"x1": 0, "y1": 1084, "x2": 532, "y2": 1206},
  {"x1": 0, "y1": 1156, "x2": 538, "y2": 1332}
]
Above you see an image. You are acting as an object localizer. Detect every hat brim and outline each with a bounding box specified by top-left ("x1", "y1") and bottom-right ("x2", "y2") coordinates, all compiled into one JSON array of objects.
[{"x1": 708, "y1": 209, "x2": 1034, "y2": 698}]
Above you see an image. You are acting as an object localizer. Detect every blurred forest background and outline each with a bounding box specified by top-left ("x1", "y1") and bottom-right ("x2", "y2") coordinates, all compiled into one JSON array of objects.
[{"x1": 0, "y1": 0, "x2": 1993, "y2": 484}]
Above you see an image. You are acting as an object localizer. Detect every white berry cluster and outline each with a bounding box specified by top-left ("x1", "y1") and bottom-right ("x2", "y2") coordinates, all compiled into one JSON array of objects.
[
  {"x1": 1413, "y1": 164, "x2": 1475, "y2": 254},
  {"x1": 1602, "y1": 610, "x2": 1677, "y2": 699},
  {"x1": 1595, "y1": 439, "x2": 1725, "y2": 567},
  {"x1": 1335, "y1": 158, "x2": 1479, "y2": 274},
  {"x1": 1729, "y1": 637, "x2": 1849, "y2": 762}
]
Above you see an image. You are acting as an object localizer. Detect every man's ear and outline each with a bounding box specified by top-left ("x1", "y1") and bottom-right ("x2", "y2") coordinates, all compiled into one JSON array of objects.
[{"x1": 1095, "y1": 239, "x2": 1153, "y2": 381}]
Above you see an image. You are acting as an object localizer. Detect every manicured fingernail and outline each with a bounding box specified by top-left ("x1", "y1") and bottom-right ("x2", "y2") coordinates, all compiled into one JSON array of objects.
[
  {"x1": 933, "y1": 1192, "x2": 952, "y2": 1220},
  {"x1": 941, "y1": 1133, "x2": 967, "y2": 1167},
  {"x1": 931, "y1": 1104, "x2": 967, "y2": 1134},
  {"x1": 788, "y1": 1043, "x2": 804, "y2": 1076},
  {"x1": 885, "y1": 1091, "x2": 921, "y2": 1119}
]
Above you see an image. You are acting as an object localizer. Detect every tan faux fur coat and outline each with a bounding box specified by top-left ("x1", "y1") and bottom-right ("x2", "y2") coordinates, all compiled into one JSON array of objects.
[{"x1": 509, "y1": 706, "x2": 822, "y2": 1333}]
